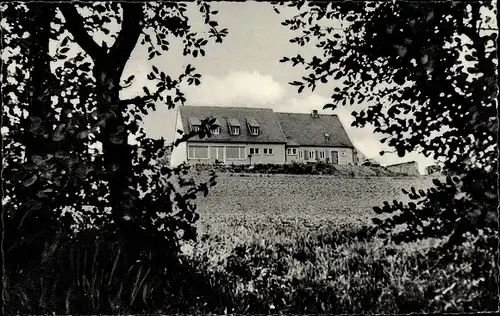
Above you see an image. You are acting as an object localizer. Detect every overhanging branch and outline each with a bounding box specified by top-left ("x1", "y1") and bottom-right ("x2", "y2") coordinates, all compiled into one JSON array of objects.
[
  {"x1": 58, "y1": 5, "x2": 105, "y2": 61},
  {"x1": 119, "y1": 95, "x2": 154, "y2": 107}
]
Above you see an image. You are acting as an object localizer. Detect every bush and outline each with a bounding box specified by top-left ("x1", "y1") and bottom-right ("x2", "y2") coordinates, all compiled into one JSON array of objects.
[{"x1": 5, "y1": 230, "x2": 221, "y2": 314}]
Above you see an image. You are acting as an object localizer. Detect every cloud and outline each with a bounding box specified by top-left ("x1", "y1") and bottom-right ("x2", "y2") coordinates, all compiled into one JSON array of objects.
[{"x1": 183, "y1": 70, "x2": 286, "y2": 106}]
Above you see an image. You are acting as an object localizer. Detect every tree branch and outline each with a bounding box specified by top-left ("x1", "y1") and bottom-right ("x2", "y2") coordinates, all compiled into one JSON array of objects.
[
  {"x1": 119, "y1": 95, "x2": 154, "y2": 107},
  {"x1": 107, "y1": 3, "x2": 144, "y2": 75},
  {"x1": 58, "y1": 5, "x2": 105, "y2": 61}
]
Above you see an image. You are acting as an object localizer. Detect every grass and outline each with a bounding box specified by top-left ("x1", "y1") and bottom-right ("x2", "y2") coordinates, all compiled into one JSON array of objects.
[
  {"x1": 6, "y1": 173, "x2": 498, "y2": 314},
  {"x1": 180, "y1": 213, "x2": 497, "y2": 314},
  {"x1": 177, "y1": 174, "x2": 497, "y2": 314}
]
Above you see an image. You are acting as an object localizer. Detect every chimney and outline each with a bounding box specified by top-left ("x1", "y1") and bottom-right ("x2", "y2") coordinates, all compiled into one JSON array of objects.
[{"x1": 311, "y1": 110, "x2": 319, "y2": 118}]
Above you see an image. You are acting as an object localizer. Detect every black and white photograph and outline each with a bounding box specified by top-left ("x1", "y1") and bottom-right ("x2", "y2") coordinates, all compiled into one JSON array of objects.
[{"x1": 2, "y1": 0, "x2": 498, "y2": 314}]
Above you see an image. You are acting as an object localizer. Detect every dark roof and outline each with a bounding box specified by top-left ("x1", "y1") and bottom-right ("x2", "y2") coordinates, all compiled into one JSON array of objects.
[
  {"x1": 189, "y1": 117, "x2": 201, "y2": 126},
  {"x1": 275, "y1": 112, "x2": 354, "y2": 148},
  {"x1": 228, "y1": 118, "x2": 241, "y2": 127},
  {"x1": 385, "y1": 161, "x2": 418, "y2": 167},
  {"x1": 285, "y1": 137, "x2": 300, "y2": 146},
  {"x1": 247, "y1": 118, "x2": 260, "y2": 127},
  {"x1": 179, "y1": 106, "x2": 287, "y2": 143}
]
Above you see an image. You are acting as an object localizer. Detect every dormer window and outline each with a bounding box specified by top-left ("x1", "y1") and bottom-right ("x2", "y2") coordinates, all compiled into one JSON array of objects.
[
  {"x1": 231, "y1": 126, "x2": 240, "y2": 135},
  {"x1": 211, "y1": 118, "x2": 221, "y2": 135},
  {"x1": 247, "y1": 118, "x2": 260, "y2": 136},
  {"x1": 189, "y1": 117, "x2": 202, "y2": 133},
  {"x1": 212, "y1": 126, "x2": 221, "y2": 135},
  {"x1": 228, "y1": 118, "x2": 241, "y2": 136}
]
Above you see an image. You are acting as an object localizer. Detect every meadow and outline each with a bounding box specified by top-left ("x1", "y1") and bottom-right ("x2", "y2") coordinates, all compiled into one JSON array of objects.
[
  {"x1": 177, "y1": 173, "x2": 497, "y2": 314},
  {"x1": 6, "y1": 173, "x2": 496, "y2": 314}
]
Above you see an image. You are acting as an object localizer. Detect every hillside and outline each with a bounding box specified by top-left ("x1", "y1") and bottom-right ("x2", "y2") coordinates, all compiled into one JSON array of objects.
[{"x1": 195, "y1": 174, "x2": 439, "y2": 230}]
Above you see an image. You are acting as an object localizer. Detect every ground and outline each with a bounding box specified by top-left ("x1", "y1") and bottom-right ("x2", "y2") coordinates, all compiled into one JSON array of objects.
[
  {"x1": 194, "y1": 173, "x2": 439, "y2": 234},
  {"x1": 175, "y1": 173, "x2": 496, "y2": 314}
]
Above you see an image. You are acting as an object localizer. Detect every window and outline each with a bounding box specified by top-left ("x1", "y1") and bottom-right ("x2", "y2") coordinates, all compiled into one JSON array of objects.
[
  {"x1": 188, "y1": 146, "x2": 208, "y2": 159},
  {"x1": 299, "y1": 150, "x2": 303, "y2": 159},
  {"x1": 231, "y1": 126, "x2": 240, "y2": 135},
  {"x1": 309, "y1": 150, "x2": 315, "y2": 159},
  {"x1": 250, "y1": 127, "x2": 260, "y2": 135},
  {"x1": 249, "y1": 148, "x2": 260, "y2": 155},
  {"x1": 320, "y1": 151, "x2": 325, "y2": 159},
  {"x1": 226, "y1": 146, "x2": 245, "y2": 159},
  {"x1": 264, "y1": 148, "x2": 273, "y2": 155},
  {"x1": 287, "y1": 148, "x2": 297, "y2": 155},
  {"x1": 211, "y1": 126, "x2": 221, "y2": 135},
  {"x1": 192, "y1": 126, "x2": 200, "y2": 132}
]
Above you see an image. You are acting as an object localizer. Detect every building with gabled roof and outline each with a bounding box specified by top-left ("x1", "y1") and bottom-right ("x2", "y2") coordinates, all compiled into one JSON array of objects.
[
  {"x1": 171, "y1": 105, "x2": 287, "y2": 165},
  {"x1": 385, "y1": 161, "x2": 420, "y2": 175},
  {"x1": 171, "y1": 106, "x2": 357, "y2": 166},
  {"x1": 275, "y1": 110, "x2": 356, "y2": 164}
]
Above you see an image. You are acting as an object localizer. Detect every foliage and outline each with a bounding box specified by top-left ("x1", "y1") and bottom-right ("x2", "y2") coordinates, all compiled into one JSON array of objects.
[
  {"x1": 4, "y1": 230, "x2": 222, "y2": 314},
  {"x1": 180, "y1": 211, "x2": 498, "y2": 314},
  {"x1": 193, "y1": 161, "x2": 402, "y2": 176},
  {"x1": 273, "y1": 0, "x2": 498, "y2": 256},
  {"x1": 2, "y1": 1, "x2": 225, "y2": 307}
]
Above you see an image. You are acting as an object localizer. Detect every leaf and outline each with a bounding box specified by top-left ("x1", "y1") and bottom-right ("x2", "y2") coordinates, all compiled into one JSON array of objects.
[
  {"x1": 373, "y1": 206, "x2": 384, "y2": 214},
  {"x1": 464, "y1": 54, "x2": 475, "y2": 62},
  {"x1": 372, "y1": 218, "x2": 383, "y2": 225},
  {"x1": 125, "y1": 75, "x2": 135, "y2": 83},
  {"x1": 323, "y1": 103, "x2": 336, "y2": 110},
  {"x1": 22, "y1": 175, "x2": 38, "y2": 187},
  {"x1": 152, "y1": 65, "x2": 159, "y2": 74},
  {"x1": 32, "y1": 155, "x2": 45, "y2": 165},
  {"x1": 345, "y1": 15, "x2": 356, "y2": 22},
  {"x1": 467, "y1": 67, "x2": 481, "y2": 74},
  {"x1": 61, "y1": 36, "x2": 70, "y2": 47},
  {"x1": 60, "y1": 47, "x2": 70, "y2": 54},
  {"x1": 298, "y1": 85, "x2": 304, "y2": 94},
  {"x1": 143, "y1": 87, "x2": 150, "y2": 95},
  {"x1": 78, "y1": 130, "x2": 90, "y2": 139}
]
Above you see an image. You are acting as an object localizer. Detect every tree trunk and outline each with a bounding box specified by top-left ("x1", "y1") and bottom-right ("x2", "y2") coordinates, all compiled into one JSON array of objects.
[
  {"x1": 93, "y1": 65, "x2": 135, "y2": 226},
  {"x1": 59, "y1": 2, "x2": 143, "y2": 230},
  {"x1": 21, "y1": 4, "x2": 57, "y2": 220}
]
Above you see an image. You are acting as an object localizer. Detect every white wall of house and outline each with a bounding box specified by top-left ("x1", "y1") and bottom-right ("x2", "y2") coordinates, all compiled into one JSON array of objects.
[
  {"x1": 246, "y1": 143, "x2": 286, "y2": 164},
  {"x1": 184, "y1": 141, "x2": 286, "y2": 165},
  {"x1": 287, "y1": 146, "x2": 354, "y2": 165},
  {"x1": 285, "y1": 147, "x2": 301, "y2": 163}
]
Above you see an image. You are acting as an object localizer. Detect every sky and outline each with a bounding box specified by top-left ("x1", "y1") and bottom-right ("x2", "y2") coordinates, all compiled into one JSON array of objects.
[{"x1": 115, "y1": 2, "x2": 438, "y2": 173}]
